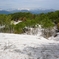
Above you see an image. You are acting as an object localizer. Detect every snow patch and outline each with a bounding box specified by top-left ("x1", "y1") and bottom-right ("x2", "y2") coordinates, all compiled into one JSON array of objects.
[{"x1": 0, "y1": 33, "x2": 59, "y2": 59}]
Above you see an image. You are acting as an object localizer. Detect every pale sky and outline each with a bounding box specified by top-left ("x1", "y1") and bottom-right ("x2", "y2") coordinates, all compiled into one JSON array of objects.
[{"x1": 0, "y1": 0, "x2": 59, "y2": 10}]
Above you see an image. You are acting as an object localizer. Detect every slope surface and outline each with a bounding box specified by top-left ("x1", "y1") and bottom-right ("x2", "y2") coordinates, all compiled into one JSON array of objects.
[{"x1": 0, "y1": 33, "x2": 59, "y2": 59}]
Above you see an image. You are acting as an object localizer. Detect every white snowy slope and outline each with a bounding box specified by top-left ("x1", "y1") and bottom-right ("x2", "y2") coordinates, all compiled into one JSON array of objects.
[{"x1": 0, "y1": 33, "x2": 59, "y2": 59}]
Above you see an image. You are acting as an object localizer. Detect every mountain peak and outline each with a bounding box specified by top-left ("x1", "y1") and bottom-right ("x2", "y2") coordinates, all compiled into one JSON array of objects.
[{"x1": 17, "y1": 8, "x2": 30, "y2": 11}]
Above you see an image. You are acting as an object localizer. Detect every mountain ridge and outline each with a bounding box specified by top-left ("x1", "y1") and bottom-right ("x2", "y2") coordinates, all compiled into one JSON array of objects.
[
  {"x1": 0, "y1": 9, "x2": 55, "y2": 14},
  {"x1": 0, "y1": 10, "x2": 11, "y2": 14}
]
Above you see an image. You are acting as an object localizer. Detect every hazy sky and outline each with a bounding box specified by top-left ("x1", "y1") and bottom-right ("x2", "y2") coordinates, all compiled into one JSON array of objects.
[{"x1": 0, "y1": 0, "x2": 59, "y2": 10}]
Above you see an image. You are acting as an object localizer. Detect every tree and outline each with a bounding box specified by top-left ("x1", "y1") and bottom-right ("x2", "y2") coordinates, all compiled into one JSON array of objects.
[
  {"x1": 4, "y1": 15, "x2": 12, "y2": 33},
  {"x1": 0, "y1": 14, "x2": 6, "y2": 25},
  {"x1": 40, "y1": 17, "x2": 54, "y2": 38}
]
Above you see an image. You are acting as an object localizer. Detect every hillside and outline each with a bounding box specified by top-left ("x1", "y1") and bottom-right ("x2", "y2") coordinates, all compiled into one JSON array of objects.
[
  {"x1": 0, "y1": 9, "x2": 59, "y2": 59},
  {"x1": 0, "y1": 10, "x2": 59, "y2": 37}
]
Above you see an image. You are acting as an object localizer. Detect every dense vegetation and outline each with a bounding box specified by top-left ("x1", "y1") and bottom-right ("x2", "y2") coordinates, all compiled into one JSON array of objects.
[{"x1": 0, "y1": 10, "x2": 59, "y2": 36}]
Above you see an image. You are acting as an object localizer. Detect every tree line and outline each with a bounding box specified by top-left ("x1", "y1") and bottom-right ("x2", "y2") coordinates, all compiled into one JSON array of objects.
[{"x1": 0, "y1": 10, "x2": 59, "y2": 36}]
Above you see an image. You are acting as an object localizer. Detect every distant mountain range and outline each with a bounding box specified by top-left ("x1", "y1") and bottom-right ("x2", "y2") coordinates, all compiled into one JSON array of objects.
[
  {"x1": 0, "y1": 9, "x2": 56, "y2": 14},
  {"x1": 0, "y1": 10, "x2": 10, "y2": 14},
  {"x1": 30, "y1": 9, "x2": 55, "y2": 14},
  {"x1": 10, "y1": 9, "x2": 29, "y2": 13}
]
